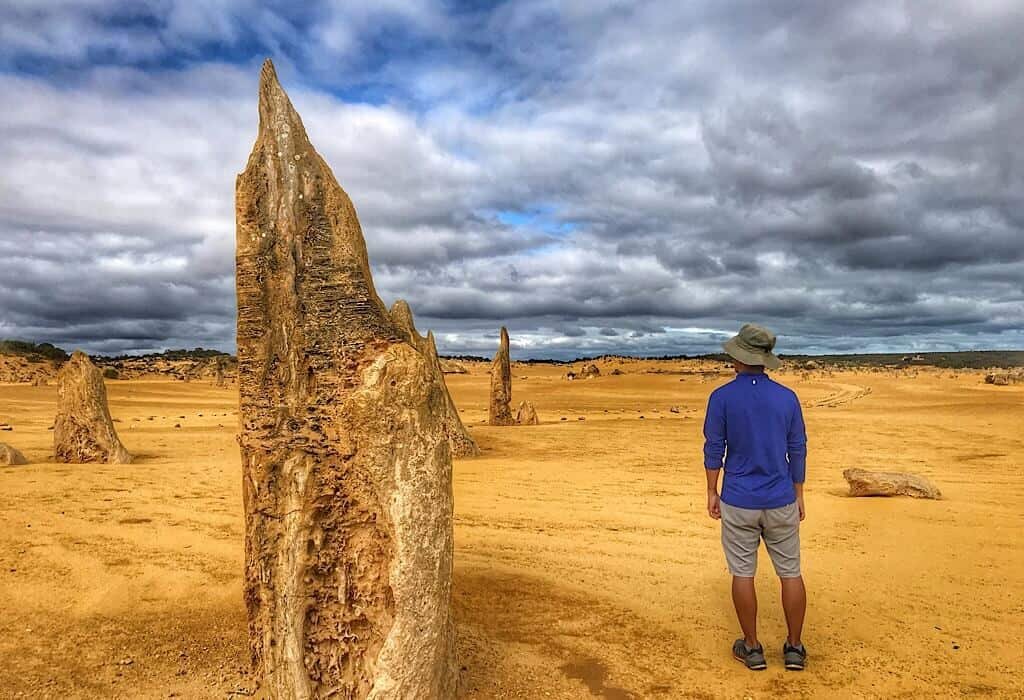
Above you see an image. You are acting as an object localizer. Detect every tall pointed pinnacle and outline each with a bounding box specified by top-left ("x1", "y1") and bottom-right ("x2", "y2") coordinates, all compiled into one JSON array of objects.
[
  {"x1": 425, "y1": 330, "x2": 442, "y2": 370},
  {"x1": 236, "y1": 59, "x2": 455, "y2": 699},
  {"x1": 388, "y1": 299, "x2": 480, "y2": 457},
  {"x1": 389, "y1": 299, "x2": 424, "y2": 348},
  {"x1": 238, "y1": 58, "x2": 395, "y2": 346},
  {"x1": 257, "y1": 59, "x2": 309, "y2": 148},
  {"x1": 488, "y1": 326, "x2": 514, "y2": 426}
]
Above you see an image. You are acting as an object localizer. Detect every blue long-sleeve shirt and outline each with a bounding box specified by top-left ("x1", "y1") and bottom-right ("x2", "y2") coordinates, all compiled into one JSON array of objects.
[{"x1": 703, "y1": 372, "x2": 807, "y2": 510}]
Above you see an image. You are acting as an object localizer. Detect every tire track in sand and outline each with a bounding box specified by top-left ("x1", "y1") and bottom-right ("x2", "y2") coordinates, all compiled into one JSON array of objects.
[{"x1": 806, "y1": 382, "x2": 872, "y2": 409}]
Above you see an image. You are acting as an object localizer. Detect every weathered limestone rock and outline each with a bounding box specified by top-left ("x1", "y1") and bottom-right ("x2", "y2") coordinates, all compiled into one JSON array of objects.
[
  {"x1": 843, "y1": 468, "x2": 941, "y2": 499},
  {"x1": 213, "y1": 359, "x2": 226, "y2": 388},
  {"x1": 440, "y1": 360, "x2": 467, "y2": 374},
  {"x1": 426, "y1": 333, "x2": 479, "y2": 457},
  {"x1": 53, "y1": 351, "x2": 132, "y2": 464},
  {"x1": 985, "y1": 372, "x2": 1022, "y2": 386},
  {"x1": 389, "y1": 300, "x2": 479, "y2": 457},
  {"x1": 235, "y1": 60, "x2": 455, "y2": 700},
  {"x1": 0, "y1": 443, "x2": 28, "y2": 466},
  {"x1": 488, "y1": 327, "x2": 514, "y2": 426},
  {"x1": 579, "y1": 363, "x2": 600, "y2": 379},
  {"x1": 515, "y1": 401, "x2": 539, "y2": 426}
]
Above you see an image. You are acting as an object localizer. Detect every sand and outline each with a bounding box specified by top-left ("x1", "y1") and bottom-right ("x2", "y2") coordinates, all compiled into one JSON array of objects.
[{"x1": 1, "y1": 362, "x2": 1022, "y2": 698}]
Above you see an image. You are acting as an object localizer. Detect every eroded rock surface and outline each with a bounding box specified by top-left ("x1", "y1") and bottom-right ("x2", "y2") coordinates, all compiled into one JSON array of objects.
[
  {"x1": 843, "y1": 468, "x2": 941, "y2": 499},
  {"x1": 515, "y1": 401, "x2": 539, "y2": 426},
  {"x1": 579, "y1": 363, "x2": 601, "y2": 379},
  {"x1": 235, "y1": 59, "x2": 455, "y2": 700},
  {"x1": 985, "y1": 372, "x2": 1023, "y2": 386},
  {"x1": 389, "y1": 300, "x2": 479, "y2": 457},
  {"x1": 0, "y1": 443, "x2": 28, "y2": 466},
  {"x1": 53, "y1": 351, "x2": 132, "y2": 464},
  {"x1": 489, "y1": 327, "x2": 514, "y2": 426}
]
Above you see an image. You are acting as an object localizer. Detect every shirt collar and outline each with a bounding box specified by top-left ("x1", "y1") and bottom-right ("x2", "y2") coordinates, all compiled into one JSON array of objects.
[{"x1": 736, "y1": 371, "x2": 767, "y2": 380}]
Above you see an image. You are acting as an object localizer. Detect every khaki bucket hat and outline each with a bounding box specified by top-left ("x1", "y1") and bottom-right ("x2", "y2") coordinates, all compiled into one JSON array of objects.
[{"x1": 723, "y1": 323, "x2": 781, "y2": 369}]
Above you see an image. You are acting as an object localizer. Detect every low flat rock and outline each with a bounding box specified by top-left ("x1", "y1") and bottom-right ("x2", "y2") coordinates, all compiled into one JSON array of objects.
[
  {"x1": 985, "y1": 372, "x2": 1023, "y2": 386},
  {"x1": 843, "y1": 468, "x2": 941, "y2": 499}
]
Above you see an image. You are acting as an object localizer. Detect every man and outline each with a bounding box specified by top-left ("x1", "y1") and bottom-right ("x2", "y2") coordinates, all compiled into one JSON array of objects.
[{"x1": 703, "y1": 323, "x2": 808, "y2": 671}]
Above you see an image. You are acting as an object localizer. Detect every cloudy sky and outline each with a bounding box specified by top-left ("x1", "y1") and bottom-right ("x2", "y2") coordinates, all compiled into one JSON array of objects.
[{"x1": 1, "y1": 1, "x2": 1022, "y2": 359}]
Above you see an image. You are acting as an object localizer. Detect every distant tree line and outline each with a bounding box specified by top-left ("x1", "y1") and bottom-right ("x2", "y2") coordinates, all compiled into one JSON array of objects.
[
  {"x1": 442, "y1": 350, "x2": 1024, "y2": 368},
  {"x1": 0, "y1": 341, "x2": 235, "y2": 364},
  {"x1": 3, "y1": 338, "x2": 1020, "y2": 369},
  {"x1": 0, "y1": 340, "x2": 69, "y2": 362},
  {"x1": 99, "y1": 347, "x2": 232, "y2": 361}
]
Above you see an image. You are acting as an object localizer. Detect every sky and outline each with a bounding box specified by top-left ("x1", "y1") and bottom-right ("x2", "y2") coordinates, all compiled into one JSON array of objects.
[{"x1": 1, "y1": 1, "x2": 1022, "y2": 360}]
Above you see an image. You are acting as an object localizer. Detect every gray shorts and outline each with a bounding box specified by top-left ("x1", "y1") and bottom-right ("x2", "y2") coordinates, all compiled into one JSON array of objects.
[{"x1": 721, "y1": 501, "x2": 801, "y2": 578}]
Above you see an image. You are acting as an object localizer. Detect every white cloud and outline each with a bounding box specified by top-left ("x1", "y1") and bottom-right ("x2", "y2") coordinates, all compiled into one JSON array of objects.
[{"x1": 0, "y1": 1, "x2": 1022, "y2": 357}]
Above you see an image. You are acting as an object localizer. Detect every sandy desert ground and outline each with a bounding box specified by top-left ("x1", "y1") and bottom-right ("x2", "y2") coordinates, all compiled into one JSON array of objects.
[{"x1": 1, "y1": 360, "x2": 1022, "y2": 699}]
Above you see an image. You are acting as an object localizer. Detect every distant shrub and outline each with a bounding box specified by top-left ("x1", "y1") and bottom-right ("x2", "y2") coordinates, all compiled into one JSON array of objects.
[
  {"x1": 102, "y1": 368, "x2": 120, "y2": 379},
  {"x1": 99, "y1": 347, "x2": 232, "y2": 361},
  {"x1": 0, "y1": 340, "x2": 69, "y2": 362}
]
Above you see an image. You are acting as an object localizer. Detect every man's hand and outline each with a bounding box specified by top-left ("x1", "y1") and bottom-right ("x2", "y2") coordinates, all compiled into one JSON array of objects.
[
  {"x1": 796, "y1": 494, "x2": 805, "y2": 521},
  {"x1": 707, "y1": 490, "x2": 721, "y2": 519}
]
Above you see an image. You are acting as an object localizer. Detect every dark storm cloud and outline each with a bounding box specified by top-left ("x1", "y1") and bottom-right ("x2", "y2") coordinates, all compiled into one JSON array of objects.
[{"x1": 1, "y1": 1, "x2": 1023, "y2": 358}]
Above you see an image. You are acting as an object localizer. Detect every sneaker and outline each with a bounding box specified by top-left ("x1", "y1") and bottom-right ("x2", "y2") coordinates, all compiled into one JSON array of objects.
[
  {"x1": 732, "y1": 639, "x2": 767, "y2": 671},
  {"x1": 783, "y1": 641, "x2": 807, "y2": 670}
]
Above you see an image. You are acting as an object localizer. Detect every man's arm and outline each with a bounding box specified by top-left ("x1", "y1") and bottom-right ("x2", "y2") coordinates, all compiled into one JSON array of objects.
[
  {"x1": 788, "y1": 399, "x2": 808, "y2": 520},
  {"x1": 705, "y1": 468, "x2": 721, "y2": 519},
  {"x1": 703, "y1": 392, "x2": 726, "y2": 519}
]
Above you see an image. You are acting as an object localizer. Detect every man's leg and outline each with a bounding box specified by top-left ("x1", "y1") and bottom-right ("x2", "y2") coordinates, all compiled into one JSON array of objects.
[
  {"x1": 764, "y1": 501, "x2": 806, "y2": 649},
  {"x1": 720, "y1": 503, "x2": 762, "y2": 648},
  {"x1": 731, "y1": 576, "x2": 759, "y2": 647},
  {"x1": 780, "y1": 575, "x2": 806, "y2": 646}
]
